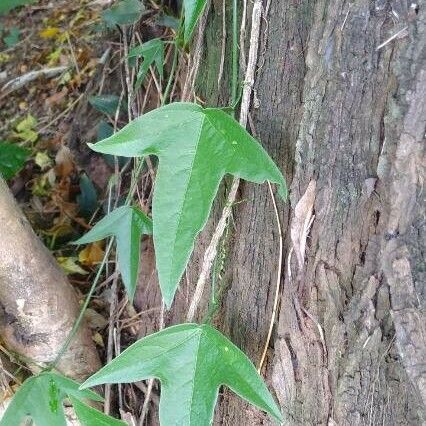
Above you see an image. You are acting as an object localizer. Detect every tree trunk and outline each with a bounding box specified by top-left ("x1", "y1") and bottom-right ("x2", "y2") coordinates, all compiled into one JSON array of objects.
[
  {"x1": 188, "y1": 1, "x2": 425, "y2": 424},
  {"x1": 0, "y1": 177, "x2": 100, "y2": 381},
  {"x1": 134, "y1": 1, "x2": 424, "y2": 424}
]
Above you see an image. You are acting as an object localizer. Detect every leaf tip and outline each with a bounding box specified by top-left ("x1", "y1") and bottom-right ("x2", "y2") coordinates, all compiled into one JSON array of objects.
[
  {"x1": 87, "y1": 140, "x2": 108, "y2": 154},
  {"x1": 272, "y1": 406, "x2": 284, "y2": 423},
  {"x1": 127, "y1": 287, "x2": 136, "y2": 305},
  {"x1": 79, "y1": 378, "x2": 93, "y2": 391},
  {"x1": 277, "y1": 180, "x2": 288, "y2": 201},
  {"x1": 162, "y1": 291, "x2": 175, "y2": 310}
]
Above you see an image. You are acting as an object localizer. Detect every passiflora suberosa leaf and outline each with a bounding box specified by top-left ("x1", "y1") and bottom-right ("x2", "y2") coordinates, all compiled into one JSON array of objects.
[
  {"x1": 87, "y1": 102, "x2": 286, "y2": 306},
  {"x1": 73, "y1": 205, "x2": 152, "y2": 301},
  {"x1": 81, "y1": 323, "x2": 283, "y2": 425},
  {"x1": 0, "y1": 371, "x2": 125, "y2": 426}
]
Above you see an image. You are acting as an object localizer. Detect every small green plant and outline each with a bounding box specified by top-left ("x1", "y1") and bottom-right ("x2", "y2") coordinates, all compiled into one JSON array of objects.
[{"x1": 128, "y1": 38, "x2": 165, "y2": 89}]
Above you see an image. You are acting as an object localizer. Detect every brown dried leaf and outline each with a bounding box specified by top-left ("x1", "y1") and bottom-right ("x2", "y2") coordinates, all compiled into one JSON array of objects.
[
  {"x1": 55, "y1": 145, "x2": 74, "y2": 177},
  {"x1": 45, "y1": 87, "x2": 68, "y2": 107},
  {"x1": 79, "y1": 242, "x2": 105, "y2": 267}
]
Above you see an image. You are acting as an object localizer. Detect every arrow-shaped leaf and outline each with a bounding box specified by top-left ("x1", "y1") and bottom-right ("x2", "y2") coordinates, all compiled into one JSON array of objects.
[
  {"x1": 73, "y1": 205, "x2": 153, "y2": 301},
  {"x1": 0, "y1": 371, "x2": 124, "y2": 426},
  {"x1": 81, "y1": 323, "x2": 282, "y2": 425},
  {"x1": 183, "y1": 0, "x2": 208, "y2": 44},
  {"x1": 88, "y1": 102, "x2": 287, "y2": 306},
  {"x1": 128, "y1": 38, "x2": 164, "y2": 89}
]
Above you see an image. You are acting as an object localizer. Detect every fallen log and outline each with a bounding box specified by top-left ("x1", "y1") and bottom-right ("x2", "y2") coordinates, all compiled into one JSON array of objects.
[{"x1": 0, "y1": 177, "x2": 100, "y2": 381}]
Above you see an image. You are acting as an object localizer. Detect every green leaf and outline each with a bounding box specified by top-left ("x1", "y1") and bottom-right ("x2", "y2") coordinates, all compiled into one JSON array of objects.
[
  {"x1": 97, "y1": 120, "x2": 114, "y2": 140},
  {"x1": 70, "y1": 396, "x2": 126, "y2": 425},
  {"x1": 77, "y1": 173, "x2": 98, "y2": 219},
  {"x1": 34, "y1": 151, "x2": 52, "y2": 170},
  {"x1": 128, "y1": 38, "x2": 164, "y2": 89},
  {"x1": 0, "y1": 141, "x2": 29, "y2": 179},
  {"x1": 102, "y1": 0, "x2": 144, "y2": 26},
  {"x1": 183, "y1": 0, "x2": 208, "y2": 44},
  {"x1": 96, "y1": 121, "x2": 127, "y2": 168},
  {"x1": 155, "y1": 14, "x2": 180, "y2": 30},
  {"x1": 15, "y1": 113, "x2": 37, "y2": 131},
  {"x1": 0, "y1": 0, "x2": 34, "y2": 15},
  {"x1": 13, "y1": 113, "x2": 38, "y2": 142},
  {"x1": 73, "y1": 205, "x2": 153, "y2": 301},
  {"x1": 3, "y1": 26, "x2": 20, "y2": 47},
  {"x1": 0, "y1": 371, "x2": 102, "y2": 426},
  {"x1": 88, "y1": 102, "x2": 287, "y2": 306},
  {"x1": 81, "y1": 324, "x2": 282, "y2": 425},
  {"x1": 89, "y1": 95, "x2": 122, "y2": 116}
]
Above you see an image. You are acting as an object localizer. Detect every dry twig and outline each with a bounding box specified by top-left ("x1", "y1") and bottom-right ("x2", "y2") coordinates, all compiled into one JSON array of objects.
[{"x1": 2, "y1": 66, "x2": 68, "y2": 92}]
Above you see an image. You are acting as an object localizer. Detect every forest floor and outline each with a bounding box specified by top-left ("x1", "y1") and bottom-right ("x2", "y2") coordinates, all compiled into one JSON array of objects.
[
  {"x1": 0, "y1": 0, "x2": 177, "y2": 422},
  {"x1": 0, "y1": 0, "x2": 113, "y2": 272}
]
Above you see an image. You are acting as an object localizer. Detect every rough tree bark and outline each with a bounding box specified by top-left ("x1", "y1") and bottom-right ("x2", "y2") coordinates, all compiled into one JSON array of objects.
[
  {"x1": 0, "y1": 177, "x2": 100, "y2": 381},
  {"x1": 134, "y1": 0, "x2": 425, "y2": 424}
]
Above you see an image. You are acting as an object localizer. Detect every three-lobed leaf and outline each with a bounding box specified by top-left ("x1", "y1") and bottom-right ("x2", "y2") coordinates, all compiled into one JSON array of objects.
[
  {"x1": 88, "y1": 102, "x2": 287, "y2": 306},
  {"x1": 183, "y1": 0, "x2": 208, "y2": 44},
  {"x1": 0, "y1": 372, "x2": 123, "y2": 426},
  {"x1": 128, "y1": 38, "x2": 164, "y2": 89},
  {"x1": 81, "y1": 323, "x2": 282, "y2": 425},
  {"x1": 73, "y1": 205, "x2": 152, "y2": 301}
]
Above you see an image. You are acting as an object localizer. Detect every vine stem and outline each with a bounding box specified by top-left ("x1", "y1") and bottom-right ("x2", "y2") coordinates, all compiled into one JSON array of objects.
[
  {"x1": 163, "y1": 42, "x2": 179, "y2": 105},
  {"x1": 257, "y1": 182, "x2": 282, "y2": 372},
  {"x1": 231, "y1": 0, "x2": 238, "y2": 106},
  {"x1": 187, "y1": 0, "x2": 263, "y2": 322},
  {"x1": 138, "y1": 302, "x2": 165, "y2": 425}
]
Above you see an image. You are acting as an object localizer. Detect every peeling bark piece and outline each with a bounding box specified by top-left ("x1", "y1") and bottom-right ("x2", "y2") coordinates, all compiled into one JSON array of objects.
[{"x1": 291, "y1": 180, "x2": 316, "y2": 272}]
